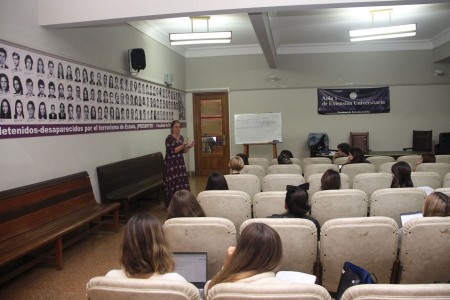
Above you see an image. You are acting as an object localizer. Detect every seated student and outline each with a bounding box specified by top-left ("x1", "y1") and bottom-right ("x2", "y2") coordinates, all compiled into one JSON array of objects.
[
  {"x1": 332, "y1": 142, "x2": 350, "y2": 162},
  {"x1": 345, "y1": 147, "x2": 369, "y2": 164},
  {"x1": 105, "y1": 213, "x2": 187, "y2": 281},
  {"x1": 167, "y1": 190, "x2": 206, "y2": 219},
  {"x1": 279, "y1": 149, "x2": 293, "y2": 158},
  {"x1": 422, "y1": 192, "x2": 450, "y2": 217},
  {"x1": 268, "y1": 183, "x2": 320, "y2": 233},
  {"x1": 229, "y1": 156, "x2": 244, "y2": 174},
  {"x1": 205, "y1": 172, "x2": 229, "y2": 190},
  {"x1": 235, "y1": 153, "x2": 249, "y2": 165},
  {"x1": 320, "y1": 169, "x2": 341, "y2": 190},
  {"x1": 277, "y1": 153, "x2": 292, "y2": 164},
  {"x1": 205, "y1": 223, "x2": 284, "y2": 296},
  {"x1": 391, "y1": 161, "x2": 413, "y2": 188}
]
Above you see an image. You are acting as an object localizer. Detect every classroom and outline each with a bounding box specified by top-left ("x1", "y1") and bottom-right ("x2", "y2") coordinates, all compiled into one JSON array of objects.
[{"x1": 0, "y1": 0, "x2": 450, "y2": 298}]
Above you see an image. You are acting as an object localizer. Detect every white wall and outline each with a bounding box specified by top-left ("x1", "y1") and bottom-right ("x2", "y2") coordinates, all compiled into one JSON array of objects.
[
  {"x1": 0, "y1": 0, "x2": 191, "y2": 200},
  {"x1": 186, "y1": 52, "x2": 450, "y2": 160}
]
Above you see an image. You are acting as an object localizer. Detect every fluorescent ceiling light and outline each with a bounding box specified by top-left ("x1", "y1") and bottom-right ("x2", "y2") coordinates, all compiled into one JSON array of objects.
[
  {"x1": 170, "y1": 32, "x2": 232, "y2": 45},
  {"x1": 169, "y1": 16, "x2": 232, "y2": 46},
  {"x1": 349, "y1": 24, "x2": 416, "y2": 42}
]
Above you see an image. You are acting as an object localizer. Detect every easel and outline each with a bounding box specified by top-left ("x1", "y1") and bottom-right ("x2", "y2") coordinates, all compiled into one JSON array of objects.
[{"x1": 243, "y1": 142, "x2": 279, "y2": 159}]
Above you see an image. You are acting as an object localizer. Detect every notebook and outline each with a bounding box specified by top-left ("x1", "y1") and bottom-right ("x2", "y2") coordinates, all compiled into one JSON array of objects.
[
  {"x1": 173, "y1": 252, "x2": 208, "y2": 289},
  {"x1": 400, "y1": 211, "x2": 423, "y2": 227}
]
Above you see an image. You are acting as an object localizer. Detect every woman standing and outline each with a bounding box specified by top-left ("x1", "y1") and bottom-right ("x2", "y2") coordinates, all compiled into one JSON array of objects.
[{"x1": 163, "y1": 120, "x2": 195, "y2": 207}]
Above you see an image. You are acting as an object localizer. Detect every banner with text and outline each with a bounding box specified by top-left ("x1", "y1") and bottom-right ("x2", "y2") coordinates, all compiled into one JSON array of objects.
[
  {"x1": 0, "y1": 40, "x2": 186, "y2": 139},
  {"x1": 317, "y1": 87, "x2": 390, "y2": 115}
]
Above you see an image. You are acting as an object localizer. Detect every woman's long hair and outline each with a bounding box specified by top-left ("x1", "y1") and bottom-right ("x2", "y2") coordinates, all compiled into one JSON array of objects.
[
  {"x1": 285, "y1": 187, "x2": 310, "y2": 217},
  {"x1": 208, "y1": 223, "x2": 282, "y2": 289},
  {"x1": 348, "y1": 147, "x2": 365, "y2": 163},
  {"x1": 120, "y1": 213, "x2": 175, "y2": 277},
  {"x1": 167, "y1": 189, "x2": 206, "y2": 218},
  {"x1": 205, "y1": 172, "x2": 229, "y2": 190},
  {"x1": 423, "y1": 192, "x2": 450, "y2": 217},
  {"x1": 391, "y1": 161, "x2": 413, "y2": 188},
  {"x1": 321, "y1": 169, "x2": 341, "y2": 190}
]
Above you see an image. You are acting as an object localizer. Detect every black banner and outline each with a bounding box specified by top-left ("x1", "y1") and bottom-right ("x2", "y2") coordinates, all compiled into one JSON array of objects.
[{"x1": 317, "y1": 87, "x2": 390, "y2": 114}]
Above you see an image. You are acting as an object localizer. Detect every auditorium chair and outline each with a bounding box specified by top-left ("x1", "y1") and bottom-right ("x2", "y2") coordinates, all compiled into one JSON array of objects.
[
  {"x1": 352, "y1": 173, "x2": 392, "y2": 200},
  {"x1": 411, "y1": 171, "x2": 441, "y2": 189},
  {"x1": 302, "y1": 157, "x2": 332, "y2": 170},
  {"x1": 341, "y1": 283, "x2": 450, "y2": 300},
  {"x1": 443, "y1": 173, "x2": 450, "y2": 188},
  {"x1": 311, "y1": 189, "x2": 368, "y2": 225},
  {"x1": 197, "y1": 190, "x2": 251, "y2": 233},
  {"x1": 248, "y1": 157, "x2": 270, "y2": 174},
  {"x1": 369, "y1": 188, "x2": 427, "y2": 227},
  {"x1": 396, "y1": 155, "x2": 421, "y2": 169},
  {"x1": 240, "y1": 218, "x2": 318, "y2": 274},
  {"x1": 366, "y1": 155, "x2": 395, "y2": 172},
  {"x1": 270, "y1": 158, "x2": 301, "y2": 166},
  {"x1": 163, "y1": 217, "x2": 236, "y2": 279},
  {"x1": 252, "y1": 191, "x2": 286, "y2": 218},
  {"x1": 415, "y1": 163, "x2": 450, "y2": 186},
  {"x1": 399, "y1": 217, "x2": 450, "y2": 284},
  {"x1": 303, "y1": 164, "x2": 339, "y2": 181},
  {"x1": 307, "y1": 173, "x2": 350, "y2": 197},
  {"x1": 436, "y1": 154, "x2": 450, "y2": 164},
  {"x1": 207, "y1": 282, "x2": 331, "y2": 300},
  {"x1": 340, "y1": 163, "x2": 376, "y2": 188},
  {"x1": 378, "y1": 162, "x2": 396, "y2": 173},
  {"x1": 86, "y1": 277, "x2": 201, "y2": 300},
  {"x1": 241, "y1": 165, "x2": 265, "y2": 190},
  {"x1": 224, "y1": 174, "x2": 260, "y2": 200},
  {"x1": 320, "y1": 217, "x2": 398, "y2": 293},
  {"x1": 435, "y1": 187, "x2": 450, "y2": 197},
  {"x1": 333, "y1": 157, "x2": 348, "y2": 165},
  {"x1": 267, "y1": 164, "x2": 302, "y2": 175},
  {"x1": 262, "y1": 174, "x2": 305, "y2": 192}
]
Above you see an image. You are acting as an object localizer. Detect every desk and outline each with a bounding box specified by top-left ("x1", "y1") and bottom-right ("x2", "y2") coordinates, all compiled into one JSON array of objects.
[
  {"x1": 317, "y1": 151, "x2": 430, "y2": 160},
  {"x1": 243, "y1": 142, "x2": 279, "y2": 159}
]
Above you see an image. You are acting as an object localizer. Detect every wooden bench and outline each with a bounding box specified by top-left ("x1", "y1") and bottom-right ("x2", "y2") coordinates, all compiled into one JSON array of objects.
[
  {"x1": 97, "y1": 152, "x2": 164, "y2": 220},
  {"x1": 0, "y1": 171, "x2": 120, "y2": 284}
]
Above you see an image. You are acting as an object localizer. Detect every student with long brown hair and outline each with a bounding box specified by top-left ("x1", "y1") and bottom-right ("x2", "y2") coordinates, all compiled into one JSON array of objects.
[
  {"x1": 205, "y1": 223, "x2": 283, "y2": 297},
  {"x1": 422, "y1": 192, "x2": 450, "y2": 217},
  {"x1": 320, "y1": 169, "x2": 341, "y2": 190},
  {"x1": 167, "y1": 189, "x2": 206, "y2": 219},
  {"x1": 391, "y1": 161, "x2": 413, "y2": 188},
  {"x1": 105, "y1": 213, "x2": 186, "y2": 281}
]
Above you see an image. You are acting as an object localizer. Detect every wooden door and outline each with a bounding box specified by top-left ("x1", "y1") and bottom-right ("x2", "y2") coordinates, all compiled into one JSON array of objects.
[{"x1": 194, "y1": 93, "x2": 230, "y2": 176}]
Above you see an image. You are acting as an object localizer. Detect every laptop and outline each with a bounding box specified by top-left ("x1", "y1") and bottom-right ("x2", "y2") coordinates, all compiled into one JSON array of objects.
[{"x1": 173, "y1": 252, "x2": 208, "y2": 290}]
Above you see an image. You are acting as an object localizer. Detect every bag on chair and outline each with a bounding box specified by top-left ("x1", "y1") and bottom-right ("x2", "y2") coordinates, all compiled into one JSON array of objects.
[{"x1": 336, "y1": 261, "x2": 377, "y2": 300}]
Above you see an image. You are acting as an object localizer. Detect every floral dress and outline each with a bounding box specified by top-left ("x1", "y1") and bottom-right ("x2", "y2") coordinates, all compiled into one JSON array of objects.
[{"x1": 163, "y1": 134, "x2": 190, "y2": 206}]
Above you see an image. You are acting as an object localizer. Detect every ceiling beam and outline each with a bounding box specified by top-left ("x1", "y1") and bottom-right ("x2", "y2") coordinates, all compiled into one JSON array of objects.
[{"x1": 248, "y1": 12, "x2": 277, "y2": 68}]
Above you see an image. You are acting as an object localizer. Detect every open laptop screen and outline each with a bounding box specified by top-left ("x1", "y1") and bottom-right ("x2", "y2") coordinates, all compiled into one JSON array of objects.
[{"x1": 173, "y1": 252, "x2": 207, "y2": 289}]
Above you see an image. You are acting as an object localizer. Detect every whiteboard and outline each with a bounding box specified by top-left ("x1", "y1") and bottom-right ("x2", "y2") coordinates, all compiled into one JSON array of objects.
[{"x1": 234, "y1": 113, "x2": 282, "y2": 144}]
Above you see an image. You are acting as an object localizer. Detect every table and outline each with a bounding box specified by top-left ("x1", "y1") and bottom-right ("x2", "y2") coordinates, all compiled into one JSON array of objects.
[{"x1": 243, "y1": 142, "x2": 280, "y2": 159}]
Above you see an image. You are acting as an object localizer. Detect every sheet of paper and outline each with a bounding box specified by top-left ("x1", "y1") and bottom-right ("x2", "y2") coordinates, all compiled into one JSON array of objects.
[{"x1": 400, "y1": 211, "x2": 423, "y2": 227}]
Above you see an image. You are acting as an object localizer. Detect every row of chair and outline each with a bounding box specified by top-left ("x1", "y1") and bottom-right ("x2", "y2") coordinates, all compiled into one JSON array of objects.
[
  {"x1": 225, "y1": 171, "x2": 450, "y2": 200},
  {"x1": 249, "y1": 154, "x2": 450, "y2": 173},
  {"x1": 87, "y1": 277, "x2": 450, "y2": 300},
  {"x1": 161, "y1": 216, "x2": 450, "y2": 293},
  {"x1": 198, "y1": 188, "x2": 450, "y2": 232}
]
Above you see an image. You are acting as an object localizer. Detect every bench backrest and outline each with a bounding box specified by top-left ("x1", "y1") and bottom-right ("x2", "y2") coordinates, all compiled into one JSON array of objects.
[
  {"x1": 96, "y1": 152, "x2": 163, "y2": 203},
  {"x1": 0, "y1": 171, "x2": 95, "y2": 243}
]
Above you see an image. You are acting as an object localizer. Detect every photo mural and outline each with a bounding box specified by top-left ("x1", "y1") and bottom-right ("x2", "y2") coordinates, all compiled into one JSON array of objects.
[{"x1": 0, "y1": 41, "x2": 185, "y2": 139}]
